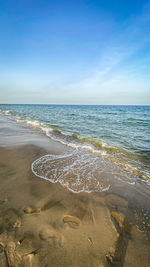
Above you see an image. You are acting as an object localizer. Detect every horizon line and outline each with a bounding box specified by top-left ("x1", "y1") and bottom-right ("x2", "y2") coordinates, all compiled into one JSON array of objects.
[{"x1": 0, "y1": 103, "x2": 150, "y2": 106}]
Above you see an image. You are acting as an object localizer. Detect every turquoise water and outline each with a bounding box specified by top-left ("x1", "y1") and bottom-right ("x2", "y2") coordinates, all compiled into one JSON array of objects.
[{"x1": 0, "y1": 104, "x2": 150, "y2": 189}]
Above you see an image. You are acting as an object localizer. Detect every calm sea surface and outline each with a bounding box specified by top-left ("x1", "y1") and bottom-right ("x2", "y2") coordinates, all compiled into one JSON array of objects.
[{"x1": 0, "y1": 104, "x2": 150, "y2": 192}]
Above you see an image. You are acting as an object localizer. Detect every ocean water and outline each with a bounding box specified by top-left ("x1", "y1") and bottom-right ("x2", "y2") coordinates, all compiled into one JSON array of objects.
[{"x1": 0, "y1": 104, "x2": 150, "y2": 193}]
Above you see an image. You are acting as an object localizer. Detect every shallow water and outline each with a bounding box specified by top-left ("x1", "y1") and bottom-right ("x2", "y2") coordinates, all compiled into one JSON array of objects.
[{"x1": 0, "y1": 104, "x2": 150, "y2": 191}]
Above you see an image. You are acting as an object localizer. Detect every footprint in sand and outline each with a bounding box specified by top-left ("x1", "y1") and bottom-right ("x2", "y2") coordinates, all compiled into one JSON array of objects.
[
  {"x1": 0, "y1": 198, "x2": 8, "y2": 205},
  {"x1": 62, "y1": 215, "x2": 80, "y2": 229},
  {"x1": 23, "y1": 207, "x2": 41, "y2": 214},
  {"x1": 5, "y1": 242, "x2": 21, "y2": 267},
  {"x1": 39, "y1": 227, "x2": 63, "y2": 246}
]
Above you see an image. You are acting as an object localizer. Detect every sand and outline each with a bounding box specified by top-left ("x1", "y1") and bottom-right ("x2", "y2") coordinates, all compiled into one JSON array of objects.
[
  {"x1": 0, "y1": 144, "x2": 150, "y2": 267},
  {"x1": 0, "y1": 114, "x2": 150, "y2": 267}
]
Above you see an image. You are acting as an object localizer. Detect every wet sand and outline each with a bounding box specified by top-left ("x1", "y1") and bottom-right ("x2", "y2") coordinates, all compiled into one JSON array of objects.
[{"x1": 0, "y1": 116, "x2": 150, "y2": 266}]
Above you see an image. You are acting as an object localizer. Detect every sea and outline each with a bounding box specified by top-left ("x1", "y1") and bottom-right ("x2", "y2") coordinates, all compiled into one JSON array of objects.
[{"x1": 0, "y1": 104, "x2": 150, "y2": 194}]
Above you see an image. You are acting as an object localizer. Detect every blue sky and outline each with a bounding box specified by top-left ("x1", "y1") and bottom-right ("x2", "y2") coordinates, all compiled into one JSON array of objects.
[{"x1": 0, "y1": 0, "x2": 150, "y2": 104}]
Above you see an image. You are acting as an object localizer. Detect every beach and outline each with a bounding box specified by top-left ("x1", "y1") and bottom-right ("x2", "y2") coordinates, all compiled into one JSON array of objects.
[
  {"x1": 1, "y1": 0, "x2": 150, "y2": 265},
  {"x1": 0, "y1": 109, "x2": 150, "y2": 267}
]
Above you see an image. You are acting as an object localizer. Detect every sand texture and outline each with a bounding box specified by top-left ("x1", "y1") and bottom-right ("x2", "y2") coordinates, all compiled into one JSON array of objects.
[{"x1": 0, "y1": 145, "x2": 150, "y2": 267}]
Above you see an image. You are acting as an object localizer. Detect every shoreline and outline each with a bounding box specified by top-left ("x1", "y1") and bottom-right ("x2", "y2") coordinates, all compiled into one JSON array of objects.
[
  {"x1": 0, "y1": 106, "x2": 150, "y2": 186},
  {"x1": 0, "y1": 115, "x2": 150, "y2": 266}
]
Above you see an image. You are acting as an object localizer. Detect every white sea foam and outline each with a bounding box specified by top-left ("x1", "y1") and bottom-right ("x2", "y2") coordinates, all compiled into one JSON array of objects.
[
  {"x1": 4, "y1": 110, "x2": 11, "y2": 115},
  {"x1": 31, "y1": 150, "x2": 111, "y2": 193},
  {"x1": 32, "y1": 148, "x2": 147, "y2": 193},
  {"x1": 1, "y1": 110, "x2": 109, "y2": 157},
  {"x1": 1, "y1": 107, "x2": 150, "y2": 190},
  {"x1": 45, "y1": 129, "x2": 107, "y2": 156},
  {"x1": 26, "y1": 119, "x2": 40, "y2": 126}
]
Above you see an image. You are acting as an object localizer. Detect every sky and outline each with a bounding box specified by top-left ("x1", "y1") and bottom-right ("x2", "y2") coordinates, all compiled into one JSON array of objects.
[{"x1": 0, "y1": 0, "x2": 150, "y2": 104}]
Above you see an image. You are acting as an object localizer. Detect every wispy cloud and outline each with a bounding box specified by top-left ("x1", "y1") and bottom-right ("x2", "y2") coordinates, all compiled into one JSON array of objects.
[
  {"x1": 72, "y1": 6, "x2": 150, "y2": 97},
  {"x1": 0, "y1": 2, "x2": 150, "y2": 104}
]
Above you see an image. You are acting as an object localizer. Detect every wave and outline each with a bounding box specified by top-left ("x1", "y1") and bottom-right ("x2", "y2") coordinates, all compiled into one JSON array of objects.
[
  {"x1": 0, "y1": 109, "x2": 145, "y2": 157},
  {"x1": 31, "y1": 149, "x2": 150, "y2": 193},
  {"x1": 1, "y1": 108, "x2": 150, "y2": 189},
  {"x1": 31, "y1": 150, "x2": 111, "y2": 193},
  {"x1": 3, "y1": 110, "x2": 12, "y2": 115}
]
